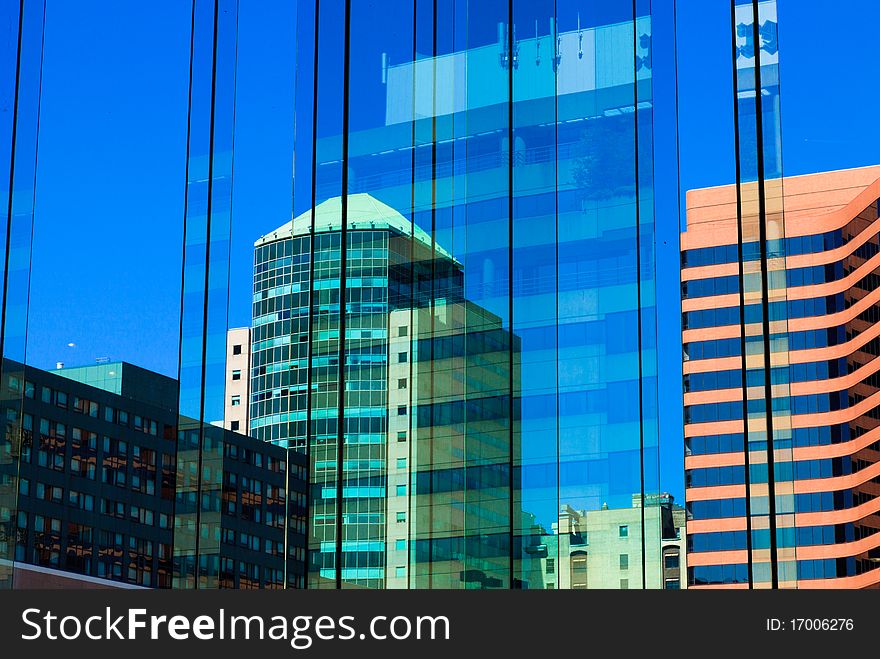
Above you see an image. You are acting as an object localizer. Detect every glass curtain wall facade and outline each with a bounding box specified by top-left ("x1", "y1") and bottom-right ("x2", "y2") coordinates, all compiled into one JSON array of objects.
[
  {"x1": 0, "y1": 0, "x2": 310, "y2": 590},
  {"x1": 0, "y1": 0, "x2": 45, "y2": 589},
  {"x1": 172, "y1": 0, "x2": 240, "y2": 590},
  {"x1": 680, "y1": 0, "x2": 787, "y2": 590},
  {"x1": 254, "y1": 0, "x2": 663, "y2": 589},
  {"x1": 681, "y1": 0, "x2": 880, "y2": 588},
  {"x1": 1, "y1": 0, "x2": 667, "y2": 590}
]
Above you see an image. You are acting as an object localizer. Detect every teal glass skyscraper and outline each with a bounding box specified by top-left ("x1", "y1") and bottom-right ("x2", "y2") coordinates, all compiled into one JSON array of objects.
[
  {"x1": 247, "y1": 0, "x2": 663, "y2": 589},
  {"x1": 252, "y1": 194, "x2": 520, "y2": 588}
]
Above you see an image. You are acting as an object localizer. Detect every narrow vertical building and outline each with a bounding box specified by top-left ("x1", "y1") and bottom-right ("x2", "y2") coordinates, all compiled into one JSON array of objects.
[{"x1": 224, "y1": 327, "x2": 251, "y2": 434}]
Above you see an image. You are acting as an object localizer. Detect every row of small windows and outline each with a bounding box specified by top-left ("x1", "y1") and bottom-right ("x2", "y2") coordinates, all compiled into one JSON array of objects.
[
  {"x1": 412, "y1": 463, "x2": 510, "y2": 495},
  {"x1": 684, "y1": 369, "x2": 743, "y2": 393},
  {"x1": 687, "y1": 458, "x2": 849, "y2": 489},
  {"x1": 219, "y1": 528, "x2": 292, "y2": 559},
  {"x1": 797, "y1": 558, "x2": 848, "y2": 581},
  {"x1": 223, "y1": 439, "x2": 302, "y2": 477},
  {"x1": 684, "y1": 358, "x2": 852, "y2": 397},
  {"x1": 684, "y1": 306, "x2": 742, "y2": 330},
  {"x1": 786, "y1": 262, "x2": 844, "y2": 288},
  {"x1": 792, "y1": 426, "x2": 842, "y2": 448},
  {"x1": 779, "y1": 458, "x2": 843, "y2": 482},
  {"x1": 688, "y1": 381, "x2": 878, "y2": 420},
  {"x1": 791, "y1": 391, "x2": 847, "y2": 415},
  {"x1": 684, "y1": 328, "x2": 844, "y2": 366},
  {"x1": 687, "y1": 490, "x2": 852, "y2": 516},
  {"x1": 685, "y1": 397, "x2": 790, "y2": 424},
  {"x1": 688, "y1": 423, "x2": 861, "y2": 455},
  {"x1": 683, "y1": 295, "x2": 843, "y2": 330},
  {"x1": 688, "y1": 560, "x2": 853, "y2": 584},
  {"x1": 795, "y1": 524, "x2": 853, "y2": 547},
  {"x1": 687, "y1": 423, "x2": 852, "y2": 454},
  {"x1": 19, "y1": 414, "x2": 171, "y2": 494},
  {"x1": 687, "y1": 498, "x2": 746, "y2": 520},
  {"x1": 795, "y1": 491, "x2": 852, "y2": 513},
  {"x1": 854, "y1": 234, "x2": 880, "y2": 260},
  {"x1": 415, "y1": 329, "x2": 513, "y2": 360},
  {"x1": 16, "y1": 513, "x2": 173, "y2": 587},
  {"x1": 688, "y1": 563, "x2": 749, "y2": 585},
  {"x1": 851, "y1": 268, "x2": 880, "y2": 296},
  {"x1": 685, "y1": 433, "x2": 744, "y2": 456},
  {"x1": 683, "y1": 337, "x2": 741, "y2": 361},
  {"x1": 686, "y1": 465, "x2": 744, "y2": 488},
  {"x1": 855, "y1": 300, "x2": 880, "y2": 325},
  {"x1": 681, "y1": 244, "x2": 744, "y2": 269},
  {"x1": 15, "y1": 379, "x2": 163, "y2": 436},
  {"x1": 789, "y1": 327, "x2": 842, "y2": 351},
  {"x1": 217, "y1": 558, "x2": 302, "y2": 590},
  {"x1": 19, "y1": 476, "x2": 171, "y2": 527},
  {"x1": 685, "y1": 527, "x2": 846, "y2": 553},
  {"x1": 792, "y1": 358, "x2": 848, "y2": 382},
  {"x1": 681, "y1": 231, "x2": 845, "y2": 269},
  {"x1": 254, "y1": 235, "x2": 306, "y2": 265},
  {"x1": 679, "y1": 261, "x2": 842, "y2": 299},
  {"x1": 698, "y1": 364, "x2": 787, "y2": 390},
  {"x1": 786, "y1": 296, "x2": 845, "y2": 321},
  {"x1": 688, "y1": 530, "x2": 748, "y2": 552},
  {"x1": 681, "y1": 275, "x2": 739, "y2": 299}
]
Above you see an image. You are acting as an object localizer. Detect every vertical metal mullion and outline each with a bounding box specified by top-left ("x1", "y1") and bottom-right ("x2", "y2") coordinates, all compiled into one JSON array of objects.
[
  {"x1": 302, "y1": 0, "x2": 321, "y2": 591},
  {"x1": 506, "y1": 0, "x2": 515, "y2": 590},
  {"x1": 191, "y1": 0, "x2": 221, "y2": 588},
  {"x1": 0, "y1": 0, "x2": 26, "y2": 366},
  {"x1": 334, "y1": 0, "x2": 353, "y2": 590},
  {"x1": 552, "y1": 0, "x2": 561, "y2": 591},
  {"x1": 0, "y1": 0, "x2": 26, "y2": 590},
  {"x1": 750, "y1": 0, "x2": 779, "y2": 589},
  {"x1": 631, "y1": 0, "x2": 648, "y2": 590},
  {"x1": 173, "y1": 0, "x2": 198, "y2": 590},
  {"x1": 729, "y1": 0, "x2": 755, "y2": 588},
  {"x1": 405, "y1": 0, "x2": 418, "y2": 591},
  {"x1": 1, "y1": 0, "x2": 45, "y2": 590},
  {"x1": 428, "y1": 0, "x2": 438, "y2": 591}
]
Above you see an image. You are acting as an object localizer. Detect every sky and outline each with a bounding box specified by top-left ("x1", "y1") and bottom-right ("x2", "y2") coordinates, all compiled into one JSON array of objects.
[
  {"x1": 16, "y1": 0, "x2": 880, "y2": 504},
  {"x1": 25, "y1": 2, "x2": 190, "y2": 377}
]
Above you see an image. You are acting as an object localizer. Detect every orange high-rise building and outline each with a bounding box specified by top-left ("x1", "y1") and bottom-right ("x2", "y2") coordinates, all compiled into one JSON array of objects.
[{"x1": 682, "y1": 165, "x2": 880, "y2": 588}]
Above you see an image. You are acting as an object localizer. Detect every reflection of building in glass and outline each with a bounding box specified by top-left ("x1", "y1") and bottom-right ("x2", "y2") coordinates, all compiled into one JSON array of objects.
[
  {"x1": 664, "y1": 502, "x2": 687, "y2": 589},
  {"x1": 382, "y1": 16, "x2": 652, "y2": 127},
  {"x1": 682, "y1": 166, "x2": 880, "y2": 588},
  {"x1": 733, "y1": 1, "x2": 781, "y2": 179},
  {"x1": 222, "y1": 327, "x2": 252, "y2": 434},
  {"x1": 391, "y1": 300, "x2": 521, "y2": 589},
  {"x1": 251, "y1": 194, "x2": 521, "y2": 588},
  {"x1": 263, "y1": 5, "x2": 663, "y2": 588},
  {"x1": 524, "y1": 493, "x2": 685, "y2": 589},
  {"x1": 0, "y1": 359, "x2": 306, "y2": 589},
  {"x1": 0, "y1": 2, "x2": 669, "y2": 590}
]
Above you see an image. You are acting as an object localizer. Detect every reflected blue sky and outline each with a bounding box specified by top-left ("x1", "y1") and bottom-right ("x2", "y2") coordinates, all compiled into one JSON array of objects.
[
  {"x1": 20, "y1": 0, "x2": 880, "y2": 506},
  {"x1": 25, "y1": 1, "x2": 190, "y2": 376}
]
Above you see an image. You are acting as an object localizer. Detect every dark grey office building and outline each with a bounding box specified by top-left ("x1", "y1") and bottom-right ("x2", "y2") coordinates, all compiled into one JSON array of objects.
[{"x1": 1, "y1": 359, "x2": 307, "y2": 589}]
